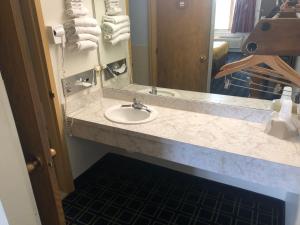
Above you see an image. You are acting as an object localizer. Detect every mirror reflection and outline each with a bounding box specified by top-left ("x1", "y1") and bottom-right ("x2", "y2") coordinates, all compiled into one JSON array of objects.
[{"x1": 99, "y1": 0, "x2": 298, "y2": 103}]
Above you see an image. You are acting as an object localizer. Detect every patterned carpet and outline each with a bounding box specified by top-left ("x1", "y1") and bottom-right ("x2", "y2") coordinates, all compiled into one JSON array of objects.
[{"x1": 63, "y1": 154, "x2": 285, "y2": 225}]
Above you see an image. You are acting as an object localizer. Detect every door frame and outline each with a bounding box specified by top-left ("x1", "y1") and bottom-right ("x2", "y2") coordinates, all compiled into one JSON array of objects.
[
  {"x1": 148, "y1": 0, "x2": 158, "y2": 87},
  {"x1": 18, "y1": 0, "x2": 74, "y2": 193},
  {"x1": 125, "y1": 0, "x2": 158, "y2": 86}
]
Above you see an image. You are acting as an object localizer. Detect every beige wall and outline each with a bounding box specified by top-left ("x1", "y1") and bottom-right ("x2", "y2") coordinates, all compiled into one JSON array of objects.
[
  {"x1": 39, "y1": 0, "x2": 108, "y2": 178},
  {"x1": 39, "y1": 0, "x2": 131, "y2": 178},
  {"x1": 0, "y1": 74, "x2": 41, "y2": 225},
  {"x1": 94, "y1": 0, "x2": 132, "y2": 88},
  {"x1": 40, "y1": 0, "x2": 99, "y2": 101}
]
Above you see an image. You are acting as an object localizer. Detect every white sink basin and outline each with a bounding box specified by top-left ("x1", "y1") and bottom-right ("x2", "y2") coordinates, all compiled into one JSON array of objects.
[
  {"x1": 138, "y1": 88, "x2": 180, "y2": 97},
  {"x1": 104, "y1": 105, "x2": 158, "y2": 124}
]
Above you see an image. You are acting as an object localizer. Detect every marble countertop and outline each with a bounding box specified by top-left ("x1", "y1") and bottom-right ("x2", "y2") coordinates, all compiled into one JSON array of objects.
[{"x1": 69, "y1": 97, "x2": 300, "y2": 169}]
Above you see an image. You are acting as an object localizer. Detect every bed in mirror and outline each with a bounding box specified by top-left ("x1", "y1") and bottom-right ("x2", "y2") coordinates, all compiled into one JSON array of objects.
[{"x1": 96, "y1": 0, "x2": 299, "y2": 110}]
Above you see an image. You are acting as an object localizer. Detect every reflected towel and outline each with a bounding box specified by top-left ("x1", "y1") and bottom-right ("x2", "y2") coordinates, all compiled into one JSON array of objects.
[
  {"x1": 65, "y1": 2, "x2": 84, "y2": 9},
  {"x1": 67, "y1": 33, "x2": 99, "y2": 44},
  {"x1": 64, "y1": 18, "x2": 98, "y2": 28},
  {"x1": 103, "y1": 27, "x2": 130, "y2": 40},
  {"x1": 103, "y1": 15, "x2": 129, "y2": 24},
  {"x1": 71, "y1": 40, "x2": 98, "y2": 51},
  {"x1": 101, "y1": 21, "x2": 130, "y2": 34},
  {"x1": 105, "y1": 1, "x2": 119, "y2": 7},
  {"x1": 107, "y1": 33, "x2": 130, "y2": 45},
  {"x1": 66, "y1": 26, "x2": 101, "y2": 36},
  {"x1": 65, "y1": 0, "x2": 82, "y2": 3},
  {"x1": 105, "y1": 0, "x2": 119, "y2": 3},
  {"x1": 65, "y1": 7, "x2": 88, "y2": 18},
  {"x1": 105, "y1": 0, "x2": 119, "y2": 7},
  {"x1": 106, "y1": 7, "x2": 122, "y2": 16},
  {"x1": 104, "y1": 0, "x2": 122, "y2": 15}
]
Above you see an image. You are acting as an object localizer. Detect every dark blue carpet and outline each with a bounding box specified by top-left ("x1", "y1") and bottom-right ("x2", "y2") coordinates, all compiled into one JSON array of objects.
[
  {"x1": 63, "y1": 154, "x2": 285, "y2": 225},
  {"x1": 211, "y1": 53, "x2": 251, "y2": 98}
]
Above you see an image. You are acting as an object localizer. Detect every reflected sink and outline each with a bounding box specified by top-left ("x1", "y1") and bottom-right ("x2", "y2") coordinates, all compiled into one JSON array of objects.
[
  {"x1": 104, "y1": 105, "x2": 158, "y2": 124},
  {"x1": 138, "y1": 88, "x2": 180, "y2": 97}
]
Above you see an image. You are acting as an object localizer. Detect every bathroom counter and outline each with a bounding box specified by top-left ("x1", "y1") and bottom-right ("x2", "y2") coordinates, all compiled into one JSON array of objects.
[{"x1": 68, "y1": 98, "x2": 300, "y2": 194}]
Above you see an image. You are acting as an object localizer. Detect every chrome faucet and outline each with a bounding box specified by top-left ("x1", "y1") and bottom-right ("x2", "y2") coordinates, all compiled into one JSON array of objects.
[
  {"x1": 150, "y1": 86, "x2": 158, "y2": 95},
  {"x1": 122, "y1": 98, "x2": 152, "y2": 113}
]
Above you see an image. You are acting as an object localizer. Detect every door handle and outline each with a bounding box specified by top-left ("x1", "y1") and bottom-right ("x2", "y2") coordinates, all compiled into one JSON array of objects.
[
  {"x1": 200, "y1": 55, "x2": 208, "y2": 63},
  {"x1": 50, "y1": 148, "x2": 57, "y2": 158},
  {"x1": 26, "y1": 156, "x2": 42, "y2": 173},
  {"x1": 26, "y1": 149, "x2": 57, "y2": 173}
]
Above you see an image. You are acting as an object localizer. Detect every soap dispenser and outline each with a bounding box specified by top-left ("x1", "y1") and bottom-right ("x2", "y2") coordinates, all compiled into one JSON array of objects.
[{"x1": 265, "y1": 98, "x2": 299, "y2": 139}]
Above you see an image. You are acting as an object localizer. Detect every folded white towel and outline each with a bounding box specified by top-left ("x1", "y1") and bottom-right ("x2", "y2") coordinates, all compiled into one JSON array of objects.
[
  {"x1": 101, "y1": 21, "x2": 129, "y2": 34},
  {"x1": 66, "y1": 26, "x2": 101, "y2": 36},
  {"x1": 103, "y1": 0, "x2": 122, "y2": 15},
  {"x1": 65, "y1": 2, "x2": 84, "y2": 9},
  {"x1": 65, "y1": 7, "x2": 88, "y2": 18},
  {"x1": 65, "y1": 0, "x2": 82, "y2": 3},
  {"x1": 103, "y1": 15, "x2": 129, "y2": 24},
  {"x1": 67, "y1": 33, "x2": 99, "y2": 43},
  {"x1": 104, "y1": 0, "x2": 120, "y2": 10},
  {"x1": 105, "y1": 2, "x2": 119, "y2": 7},
  {"x1": 64, "y1": 18, "x2": 98, "y2": 28},
  {"x1": 107, "y1": 33, "x2": 130, "y2": 45},
  {"x1": 105, "y1": 0, "x2": 119, "y2": 4},
  {"x1": 103, "y1": 27, "x2": 130, "y2": 40},
  {"x1": 106, "y1": 7, "x2": 122, "y2": 16},
  {"x1": 71, "y1": 40, "x2": 98, "y2": 51}
]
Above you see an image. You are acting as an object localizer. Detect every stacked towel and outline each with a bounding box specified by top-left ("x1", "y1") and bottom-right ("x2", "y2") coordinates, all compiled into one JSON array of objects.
[
  {"x1": 64, "y1": 17, "x2": 98, "y2": 29},
  {"x1": 104, "y1": 0, "x2": 122, "y2": 16},
  {"x1": 102, "y1": 15, "x2": 129, "y2": 24},
  {"x1": 65, "y1": 0, "x2": 88, "y2": 18},
  {"x1": 64, "y1": 8, "x2": 101, "y2": 51},
  {"x1": 102, "y1": 15, "x2": 130, "y2": 46},
  {"x1": 71, "y1": 40, "x2": 98, "y2": 51},
  {"x1": 64, "y1": 19, "x2": 101, "y2": 51}
]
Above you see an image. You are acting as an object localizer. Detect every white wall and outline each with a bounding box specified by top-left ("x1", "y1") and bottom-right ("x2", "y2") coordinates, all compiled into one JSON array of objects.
[
  {"x1": 0, "y1": 74, "x2": 41, "y2": 225},
  {"x1": 39, "y1": 0, "x2": 111, "y2": 178},
  {"x1": 94, "y1": 0, "x2": 132, "y2": 88},
  {"x1": 40, "y1": 0, "x2": 99, "y2": 101},
  {"x1": 40, "y1": 0, "x2": 132, "y2": 178},
  {"x1": 66, "y1": 137, "x2": 108, "y2": 178}
]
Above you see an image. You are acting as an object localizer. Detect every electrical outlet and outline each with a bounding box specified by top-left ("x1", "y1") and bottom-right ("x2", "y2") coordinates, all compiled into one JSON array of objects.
[{"x1": 61, "y1": 70, "x2": 97, "y2": 97}]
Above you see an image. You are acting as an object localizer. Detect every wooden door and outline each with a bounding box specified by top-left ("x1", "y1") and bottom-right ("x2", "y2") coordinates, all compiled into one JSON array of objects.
[
  {"x1": 0, "y1": 0, "x2": 66, "y2": 225},
  {"x1": 153, "y1": 0, "x2": 212, "y2": 92},
  {"x1": 19, "y1": 0, "x2": 74, "y2": 193}
]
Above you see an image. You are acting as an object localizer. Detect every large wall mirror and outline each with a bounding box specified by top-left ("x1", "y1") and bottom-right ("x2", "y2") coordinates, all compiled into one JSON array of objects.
[{"x1": 97, "y1": 0, "x2": 297, "y2": 107}]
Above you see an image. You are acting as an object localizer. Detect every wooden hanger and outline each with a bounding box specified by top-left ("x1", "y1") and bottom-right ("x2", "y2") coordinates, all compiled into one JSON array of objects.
[
  {"x1": 245, "y1": 66, "x2": 286, "y2": 80},
  {"x1": 215, "y1": 55, "x2": 300, "y2": 87}
]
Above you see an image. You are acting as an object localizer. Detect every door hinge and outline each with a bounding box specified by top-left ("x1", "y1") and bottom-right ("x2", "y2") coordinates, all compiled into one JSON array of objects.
[{"x1": 49, "y1": 91, "x2": 55, "y2": 99}]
